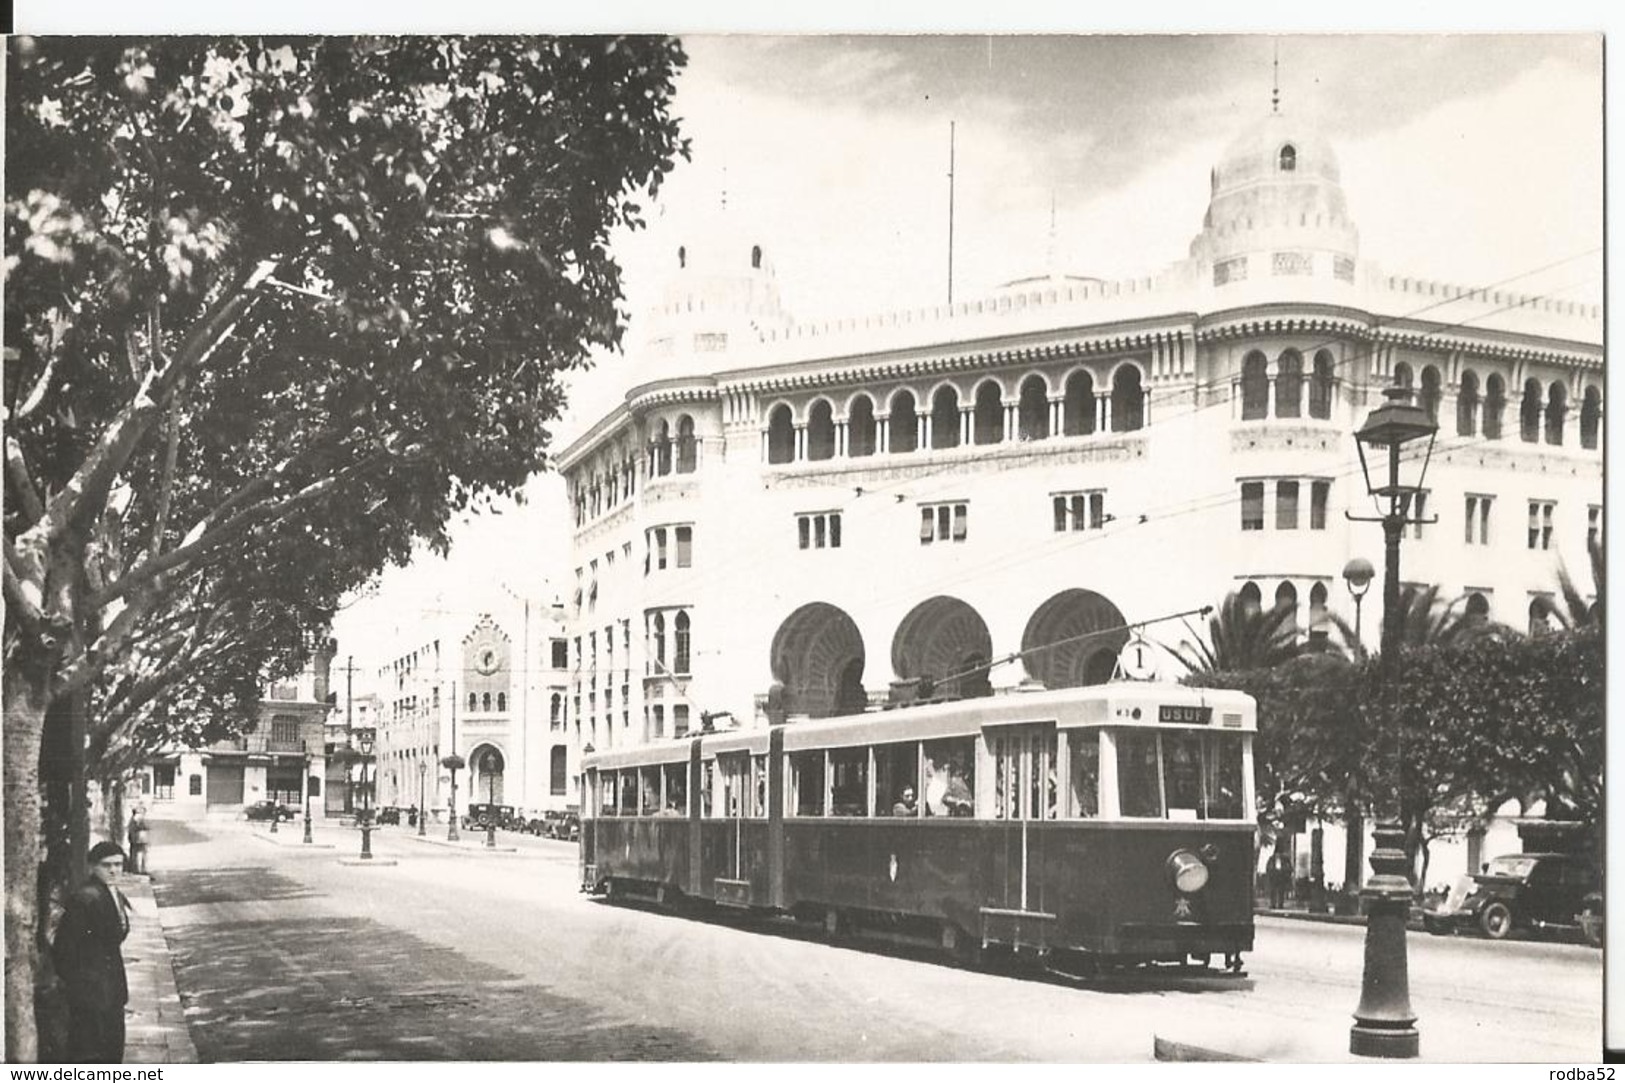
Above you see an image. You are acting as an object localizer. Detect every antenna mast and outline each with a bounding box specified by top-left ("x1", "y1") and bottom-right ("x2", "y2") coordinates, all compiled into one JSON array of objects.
[{"x1": 947, "y1": 120, "x2": 956, "y2": 305}]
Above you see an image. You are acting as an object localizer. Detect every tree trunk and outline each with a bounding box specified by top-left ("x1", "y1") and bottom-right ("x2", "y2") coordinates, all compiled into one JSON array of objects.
[{"x1": 4, "y1": 670, "x2": 49, "y2": 1063}]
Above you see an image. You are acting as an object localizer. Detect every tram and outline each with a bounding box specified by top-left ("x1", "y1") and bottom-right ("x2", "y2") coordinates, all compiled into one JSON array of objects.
[{"x1": 579, "y1": 679, "x2": 1257, "y2": 973}]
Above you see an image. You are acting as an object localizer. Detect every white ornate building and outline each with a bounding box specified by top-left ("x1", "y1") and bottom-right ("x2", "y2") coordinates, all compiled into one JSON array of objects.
[{"x1": 553, "y1": 107, "x2": 1602, "y2": 872}]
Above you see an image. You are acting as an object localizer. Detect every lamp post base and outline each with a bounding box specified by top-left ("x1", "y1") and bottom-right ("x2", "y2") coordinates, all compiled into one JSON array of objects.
[
  {"x1": 303, "y1": 814, "x2": 313, "y2": 844},
  {"x1": 1350, "y1": 821, "x2": 1418, "y2": 1059},
  {"x1": 360, "y1": 819, "x2": 374, "y2": 860},
  {"x1": 485, "y1": 824, "x2": 497, "y2": 849}
]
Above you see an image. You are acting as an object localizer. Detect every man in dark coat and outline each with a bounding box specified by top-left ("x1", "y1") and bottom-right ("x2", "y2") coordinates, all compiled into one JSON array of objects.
[{"x1": 51, "y1": 841, "x2": 130, "y2": 1063}]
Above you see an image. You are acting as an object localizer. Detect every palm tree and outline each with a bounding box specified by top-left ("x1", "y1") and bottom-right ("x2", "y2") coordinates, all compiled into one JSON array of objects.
[
  {"x1": 1175, "y1": 592, "x2": 1301, "y2": 675},
  {"x1": 1553, "y1": 534, "x2": 1604, "y2": 631},
  {"x1": 1326, "y1": 583, "x2": 1509, "y2": 660}
]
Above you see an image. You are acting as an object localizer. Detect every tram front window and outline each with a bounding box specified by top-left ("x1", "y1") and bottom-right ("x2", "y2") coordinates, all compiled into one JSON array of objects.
[
  {"x1": 1070, "y1": 732, "x2": 1099, "y2": 818},
  {"x1": 1114, "y1": 729, "x2": 1248, "y2": 820}
]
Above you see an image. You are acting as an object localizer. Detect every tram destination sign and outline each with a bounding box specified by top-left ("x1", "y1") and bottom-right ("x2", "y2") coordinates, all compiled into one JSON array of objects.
[{"x1": 1158, "y1": 704, "x2": 1213, "y2": 724}]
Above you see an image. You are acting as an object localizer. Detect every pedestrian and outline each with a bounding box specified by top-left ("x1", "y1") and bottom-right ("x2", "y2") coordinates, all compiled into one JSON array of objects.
[
  {"x1": 126, "y1": 808, "x2": 149, "y2": 876},
  {"x1": 1266, "y1": 850, "x2": 1292, "y2": 910},
  {"x1": 52, "y1": 842, "x2": 131, "y2": 1063}
]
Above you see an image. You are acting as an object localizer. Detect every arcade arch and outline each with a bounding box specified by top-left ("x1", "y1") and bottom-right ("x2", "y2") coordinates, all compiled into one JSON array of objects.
[{"x1": 1020, "y1": 589, "x2": 1130, "y2": 688}]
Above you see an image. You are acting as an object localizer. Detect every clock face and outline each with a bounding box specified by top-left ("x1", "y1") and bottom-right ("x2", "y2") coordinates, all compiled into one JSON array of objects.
[{"x1": 476, "y1": 648, "x2": 498, "y2": 675}]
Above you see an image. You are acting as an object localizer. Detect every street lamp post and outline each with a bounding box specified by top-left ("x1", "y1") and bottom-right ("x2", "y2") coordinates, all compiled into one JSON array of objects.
[
  {"x1": 1339, "y1": 558, "x2": 1375, "y2": 902},
  {"x1": 303, "y1": 749, "x2": 314, "y2": 844},
  {"x1": 358, "y1": 732, "x2": 375, "y2": 860},
  {"x1": 418, "y1": 761, "x2": 428, "y2": 837},
  {"x1": 1346, "y1": 384, "x2": 1436, "y2": 1059}
]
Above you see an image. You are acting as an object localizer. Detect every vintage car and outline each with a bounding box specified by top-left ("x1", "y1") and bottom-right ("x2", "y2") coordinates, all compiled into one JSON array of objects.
[
  {"x1": 245, "y1": 800, "x2": 295, "y2": 822},
  {"x1": 545, "y1": 811, "x2": 580, "y2": 841},
  {"x1": 1423, "y1": 852, "x2": 1601, "y2": 944},
  {"x1": 463, "y1": 803, "x2": 513, "y2": 831}
]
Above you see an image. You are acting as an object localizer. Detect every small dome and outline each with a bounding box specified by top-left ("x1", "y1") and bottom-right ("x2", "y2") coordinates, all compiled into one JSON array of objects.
[{"x1": 1212, "y1": 112, "x2": 1342, "y2": 194}]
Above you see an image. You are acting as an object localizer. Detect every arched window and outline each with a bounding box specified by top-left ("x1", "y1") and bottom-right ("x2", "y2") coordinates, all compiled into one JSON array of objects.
[
  {"x1": 1238, "y1": 581, "x2": 1263, "y2": 613},
  {"x1": 1275, "y1": 351, "x2": 1303, "y2": 419},
  {"x1": 1279, "y1": 144, "x2": 1297, "y2": 172},
  {"x1": 675, "y1": 415, "x2": 697, "y2": 473},
  {"x1": 482, "y1": 692, "x2": 492, "y2": 712},
  {"x1": 1308, "y1": 582, "x2": 1329, "y2": 643},
  {"x1": 1520, "y1": 379, "x2": 1543, "y2": 443},
  {"x1": 1062, "y1": 370, "x2": 1095, "y2": 435},
  {"x1": 1275, "y1": 582, "x2": 1299, "y2": 635},
  {"x1": 1465, "y1": 592, "x2": 1490, "y2": 621},
  {"x1": 1017, "y1": 375, "x2": 1049, "y2": 441},
  {"x1": 1309, "y1": 350, "x2": 1335, "y2": 419},
  {"x1": 496, "y1": 692, "x2": 506, "y2": 712},
  {"x1": 973, "y1": 381, "x2": 1004, "y2": 445},
  {"x1": 1241, "y1": 352, "x2": 1269, "y2": 420},
  {"x1": 807, "y1": 400, "x2": 836, "y2": 460},
  {"x1": 1484, "y1": 375, "x2": 1507, "y2": 440},
  {"x1": 653, "y1": 420, "x2": 672, "y2": 476},
  {"x1": 1457, "y1": 370, "x2": 1480, "y2": 436},
  {"x1": 848, "y1": 395, "x2": 877, "y2": 457},
  {"x1": 549, "y1": 693, "x2": 562, "y2": 727},
  {"x1": 1581, "y1": 386, "x2": 1601, "y2": 449},
  {"x1": 674, "y1": 611, "x2": 691, "y2": 674},
  {"x1": 1419, "y1": 366, "x2": 1442, "y2": 424},
  {"x1": 677, "y1": 245, "x2": 686, "y2": 269},
  {"x1": 767, "y1": 404, "x2": 795, "y2": 463},
  {"x1": 653, "y1": 613, "x2": 667, "y2": 670},
  {"x1": 1545, "y1": 381, "x2": 1567, "y2": 445},
  {"x1": 550, "y1": 747, "x2": 568, "y2": 795},
  {"x1": 890, "y1": 391, "x2": 919, "y2": 453},
  {"x1": 1393, "y1": 362, "x2": 1413, "y2": 390},
  {"x1": 751, "y1": 244, "x2": 762, "y2": 270},
  {"x1": 1111, "y1": 365, "x2": 1144, "y2": 432},
  {"x1": 1528, "y1": 596, "x2": 1552, "y2": 637},
  {"x1": 931, "y1": 386, "x2": 961, "y2": 449},
  {"x1": 468, "y1": 692, "x2": 477, "y2": 711}
]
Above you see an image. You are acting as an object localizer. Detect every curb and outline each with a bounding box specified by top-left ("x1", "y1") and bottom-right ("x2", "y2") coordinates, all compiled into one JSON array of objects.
[
  {"x1": 406, "y1": 835, "x2": 519, "y2": 854},
  {"x1": 121, "y1": 878, "x2": 198, "y2": 1064}
]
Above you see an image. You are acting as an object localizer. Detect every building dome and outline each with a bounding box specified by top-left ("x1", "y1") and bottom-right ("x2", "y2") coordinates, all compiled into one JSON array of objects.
[{"x1": 1190, "y1": 110, "x2": 1360, "y2": 283}]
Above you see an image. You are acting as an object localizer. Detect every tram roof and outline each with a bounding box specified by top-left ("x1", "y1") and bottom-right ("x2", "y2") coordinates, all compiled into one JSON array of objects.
[{"x1": 581, "y1": 681, "x2": 1254, "y2": 770}]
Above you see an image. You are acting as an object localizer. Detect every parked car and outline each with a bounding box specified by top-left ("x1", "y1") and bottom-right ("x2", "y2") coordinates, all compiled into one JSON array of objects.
[
  {"x1": 546, "y1": 811, "x2": 580, "y2": 842},
  {"x1": 463, "y1": 803, "x2": 513, "y2": 831},
  {"x1": 1423, "y1": 852, "x2": 1601, "y2": 943},
  {"x1": 245, "y1": 800, "x2": 295, "y2": 822},
  {"x1": 374, "y1": 806, "x2": 401, "y2": 826}
]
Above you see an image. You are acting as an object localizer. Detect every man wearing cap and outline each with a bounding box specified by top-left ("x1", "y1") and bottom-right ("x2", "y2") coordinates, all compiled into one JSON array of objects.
[{"x1": 52, "y1": 842, "x2": 131, "y2": 1063}]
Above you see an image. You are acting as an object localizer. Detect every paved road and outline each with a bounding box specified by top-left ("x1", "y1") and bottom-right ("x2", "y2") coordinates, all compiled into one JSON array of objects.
[{"x1": 146, "y1": 816, "x2": 1602, "y2": 1062}]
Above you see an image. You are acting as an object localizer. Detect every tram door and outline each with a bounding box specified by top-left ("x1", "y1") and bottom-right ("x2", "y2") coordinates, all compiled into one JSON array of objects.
[
  {"x1": 988, "y1": 724, "x2": 1057, "y2": 914},
  {"x1": 719, "y1": 754, "x2": 750, "y2": 883}
]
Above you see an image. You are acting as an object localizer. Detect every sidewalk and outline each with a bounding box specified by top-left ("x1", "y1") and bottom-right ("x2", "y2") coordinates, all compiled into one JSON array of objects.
[{"x1": 121, "y1": 875, "x2": 198, "y2": 1064}]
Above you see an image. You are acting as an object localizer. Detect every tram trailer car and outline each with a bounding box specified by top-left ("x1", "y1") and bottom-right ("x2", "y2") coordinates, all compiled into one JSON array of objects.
[{"x1": 580, "y1": 682, "x2": 1256, "y2": 971}]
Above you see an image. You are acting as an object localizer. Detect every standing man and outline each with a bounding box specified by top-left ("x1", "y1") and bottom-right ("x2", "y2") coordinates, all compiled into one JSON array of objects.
[{"x1": 51, "y1": 842, "x2": 131, "y2": 1062}]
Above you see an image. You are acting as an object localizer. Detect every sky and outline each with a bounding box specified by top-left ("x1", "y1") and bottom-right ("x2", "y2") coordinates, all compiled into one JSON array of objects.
[{"x1": 308, "y1": 31, "x2": 1606, "y2": 675}]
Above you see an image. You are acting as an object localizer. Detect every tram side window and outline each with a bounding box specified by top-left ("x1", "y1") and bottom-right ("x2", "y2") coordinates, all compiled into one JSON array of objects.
[
  {"x1": 1164, "y1": 734, "x2": 1204, "y2": 821},
  {"x1": 617, "y1": 770, "x2": 637, "y2": 816},
  {"x1": 661, "y1": 762, "x2": 687, "y2": 816},
  {"x1": 1069, "y1": 732, "x2": 1099, "y2": 818},
  {"x1": 923, "y1": 738, "x2": 976, "y2": 817},
  {"x1": 1118, "y1": 731, "x2": 1164, "y2": 818},
  {"x1": 829, "y1": 747, "x2": 868, "y2": 816},
  {"x1": 701, "y1": 759, "x2": 714, "y2": 818},
  {"x1": 720, "y1": 756, "x2": 747, "y2": 817},
  {"x1": 874, "y1": 741, "x2": 920, "y2": 816},
  {"x1": 790, "y1": 751, "x2": 825, "y2": 816},
  {"x1": 751, "y1": 754, "x2": 767, "y2": 817},
  {"x1": 640, "y1": 765, "x2": 662, "y2": 815},
  {"x1": 1204, "y1": 733, "x2": 1246, "y2": 820},
  {"x1": 600, "y1": 773, "x2": 618, "y2": 817}
]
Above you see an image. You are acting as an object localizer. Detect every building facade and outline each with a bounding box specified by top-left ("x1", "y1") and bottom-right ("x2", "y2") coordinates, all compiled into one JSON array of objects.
[
  {"x1": 139, "y1": 637, "x2": 337, "y2": 818},
  {"x1": 552, "y1": 108, "x2": 1602, "y2": 875},
  {"x1": 370, "y1": 605, "x2": 573, "y2": 819}
]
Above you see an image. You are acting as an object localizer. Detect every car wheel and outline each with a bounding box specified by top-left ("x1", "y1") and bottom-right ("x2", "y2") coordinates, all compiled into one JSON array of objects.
[{"x1": 1479, "y1": 901, "x2": 1514, "y2": 939}]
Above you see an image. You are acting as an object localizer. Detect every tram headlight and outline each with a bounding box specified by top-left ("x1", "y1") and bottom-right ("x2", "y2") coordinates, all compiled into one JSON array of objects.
[{"x1": 1166, "y1": 848, "x2": 1210, "y2": 894}]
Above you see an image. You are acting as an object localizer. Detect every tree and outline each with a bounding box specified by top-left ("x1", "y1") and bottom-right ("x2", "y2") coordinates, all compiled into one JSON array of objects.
[
  {"x1": 4, "y1": 35, "x2": 687, "y2": 1060},
  {"x1": 1172, "y1": 592, "x2": 1301, "y2": 675},
  {"x1": 1553, "y1": 534, "x2": 1604, "y2": 631}
]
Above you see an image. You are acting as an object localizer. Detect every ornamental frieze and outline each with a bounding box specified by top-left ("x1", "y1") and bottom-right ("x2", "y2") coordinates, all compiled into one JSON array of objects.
[
  {"x1": 1229, "y1": 425, "x2": 1342, "y2": 454},
  {"x1": 1434, "y1": 444, "x2": 1603, "y2": 479},
  {"x1": 761, "y1": 434, "x2": 1147, "y2": 489}
]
